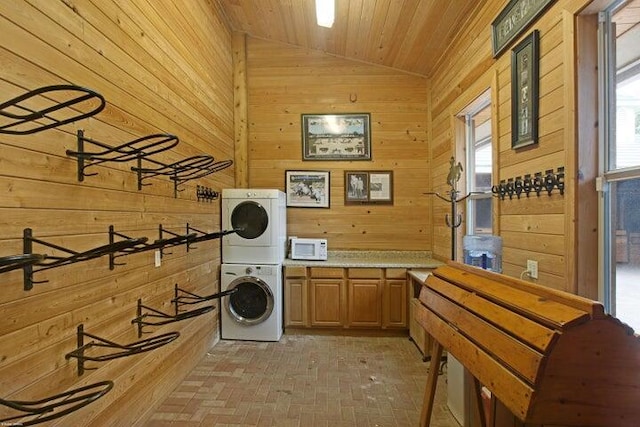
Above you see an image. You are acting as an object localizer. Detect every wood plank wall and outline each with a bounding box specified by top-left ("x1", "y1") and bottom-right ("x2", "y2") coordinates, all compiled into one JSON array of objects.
[
  {"x1": 245, "y1": 37, "x2": 432, "y2": 251},
  {"x1": 0, "y1": 1, "x2": 233, "y2": 425},
  {"x1": 429, "y1": 0, "x2": 593, "y2": 293}
]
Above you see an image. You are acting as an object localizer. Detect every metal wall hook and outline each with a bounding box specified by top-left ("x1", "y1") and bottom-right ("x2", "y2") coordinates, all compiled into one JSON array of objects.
[{"x1": 522, "y1": 174, "x2": 533, "y2": 197}]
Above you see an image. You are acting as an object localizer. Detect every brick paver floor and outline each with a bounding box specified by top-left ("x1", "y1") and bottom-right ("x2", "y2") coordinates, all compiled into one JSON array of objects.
[{"x1": 145, "y1": 334, "x2": 458, "y2": 427}]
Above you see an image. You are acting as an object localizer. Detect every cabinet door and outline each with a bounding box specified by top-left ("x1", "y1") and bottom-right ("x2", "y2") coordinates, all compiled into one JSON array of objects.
[
  {"x1": 347, "y1": 279, "x2": 382, "y2": 327},
  {"x1": 383, "y1": 279, "x2": 408, "y2": 328},
  {"x1": 285, "y1": 278, "x2": 307, "y2": 327},
  {"x1": 310, "y1": 279, "x2": 344, "y2": 326}
]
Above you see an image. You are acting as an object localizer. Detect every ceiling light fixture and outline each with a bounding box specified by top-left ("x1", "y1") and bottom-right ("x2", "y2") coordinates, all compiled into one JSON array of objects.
[{"x1": 315, "y1": 0, "x2": 335, "y2": 28}]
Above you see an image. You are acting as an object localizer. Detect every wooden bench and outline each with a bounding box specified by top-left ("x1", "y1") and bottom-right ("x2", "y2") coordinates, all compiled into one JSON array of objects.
[{"x1": 415, "y1": 261, "x2": 640, "y2": 426}]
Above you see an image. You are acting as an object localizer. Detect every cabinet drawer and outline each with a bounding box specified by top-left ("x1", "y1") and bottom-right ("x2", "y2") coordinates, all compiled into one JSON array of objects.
[
  {"x1": 310, "y1": 267, "x2": 344, "y2": 278},
  {"x1": 385, "y1": 268, "x2": 407, "y2": 279},
  {"x1": 348, "y1": 268, "x2": 381, "y2": 278},
  {"x1": 285, "y1": 266, "x2": 307, "y2": 277}
]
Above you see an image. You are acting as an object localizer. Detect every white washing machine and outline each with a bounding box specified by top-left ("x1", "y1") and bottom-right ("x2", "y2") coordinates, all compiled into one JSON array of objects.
[
  {"x1": 221, "y1": 189, "x2": 287, "y2": 264},
  {"x1": 220, "y1": 263, "x2": 283, "y2": 341}
]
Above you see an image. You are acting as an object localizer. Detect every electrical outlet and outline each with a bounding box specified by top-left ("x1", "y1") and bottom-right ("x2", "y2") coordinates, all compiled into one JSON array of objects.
[
  {"x1": 527, "y1": 259, "x2": 538, "y2": 279},
  {"x1": 154, "y1": 250, "x2": 161, "y2": 267}
]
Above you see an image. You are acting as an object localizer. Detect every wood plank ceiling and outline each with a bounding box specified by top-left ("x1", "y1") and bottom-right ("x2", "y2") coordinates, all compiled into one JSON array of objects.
[{"x1": 218, "y1": 0, "x2": 482, "y2": 77}]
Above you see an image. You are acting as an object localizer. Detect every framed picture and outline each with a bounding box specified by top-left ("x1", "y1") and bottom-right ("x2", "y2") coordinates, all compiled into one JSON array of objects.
[
  {"x1": 344, "y1": 171, "x2": 393, "y2": 205},
  {"x1": 301, "y1": 113, "x2": 371, "y2": 160},
  {"x1": 285, "y1": 170, "x2": 330, "y2": 208},
  {"x1": 511, "y1": 30, "x2": 539, "y2": 150},
  {"x1": 491, "y1": 0, "x2": 555, "y2": 57}
]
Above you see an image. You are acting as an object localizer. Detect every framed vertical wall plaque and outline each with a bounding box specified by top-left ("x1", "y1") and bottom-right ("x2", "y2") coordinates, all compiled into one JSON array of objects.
[
  {"x1": 301, "y1": 113, "x2": 371, "y2": 160},
  {"x1": 491, "y1": 0, "x2": 555, "y2": 57},
  {"x1": 511, "y1": 30, "x2": 539, "y2": 150}
]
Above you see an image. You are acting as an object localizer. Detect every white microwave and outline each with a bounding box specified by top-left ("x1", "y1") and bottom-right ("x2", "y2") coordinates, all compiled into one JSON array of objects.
[{"x1": 290, "y1": 238, "x2": 327, "y2": 260}]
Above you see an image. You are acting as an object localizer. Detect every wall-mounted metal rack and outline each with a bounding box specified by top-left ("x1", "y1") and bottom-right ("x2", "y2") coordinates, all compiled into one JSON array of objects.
[
  {"x1": 157, "y1": 225, "x2": 197, "y2": 259},
  {"x1": 131, "y1": 298, "x2": 214, "y2": 337},
  {"x1": 131, "y1": 155, "x2": 233, "y2": 197},
  {"x1": 22, "y1": 228, "x2": 148, "y2": 291},
  {"x1": 184, "y1": 226, "x2": 240, "y2": 253},
  {"x1": 172, "y1": 284, "x2": 237, "y2": 308},
  {"x1": 65, "y1": 324, "x2": 179, "y2": 376},
  {"x1": 0, "y1": 85, "x2": 105, "y2": 135},
  {"x1": 492, "y1": 167, "x2": 564, "y2": 200},
  {"x1": 0, "y1": 253, "x2": 47, "y2": 275},
  {"x1": 66, "y1": 130, "x2": 179, "y2": 181},
  {"x1": 132, "y1": 284, "x2": 237, "y2": 337},
  {"x1": 107, "y1": 225, "x2": 199, "y2": 268},
  {"x1": 0, "y1": 380, "x2": 113, "y2": 426}
]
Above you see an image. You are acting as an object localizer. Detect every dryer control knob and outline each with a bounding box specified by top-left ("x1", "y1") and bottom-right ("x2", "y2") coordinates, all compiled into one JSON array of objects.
[{"x1": 245, "y1": 267, "x2": 253, "y2": 274}]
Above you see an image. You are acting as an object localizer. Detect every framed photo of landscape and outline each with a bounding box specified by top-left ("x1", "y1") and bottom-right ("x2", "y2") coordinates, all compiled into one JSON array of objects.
[
  {"x1": 301, "y1": 113, "x2": 371, "y2": 160},
  {"x1": 344, "y1": 170, "x2": 393, "y2": 205},
  {"x1": 285, "y1": 170, "x2": 330, "y2": 208}
]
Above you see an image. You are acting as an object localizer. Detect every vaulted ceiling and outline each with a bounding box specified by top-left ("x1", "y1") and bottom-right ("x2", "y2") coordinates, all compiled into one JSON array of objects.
[{"x1": 218, "y1": 0, "x2": 483, "y2": 77}]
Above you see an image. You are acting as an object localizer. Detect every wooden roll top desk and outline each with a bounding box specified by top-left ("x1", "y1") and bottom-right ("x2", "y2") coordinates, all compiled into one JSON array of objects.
[{"x1": 416, "y1": 261, "x2": 640, "y2": 426}]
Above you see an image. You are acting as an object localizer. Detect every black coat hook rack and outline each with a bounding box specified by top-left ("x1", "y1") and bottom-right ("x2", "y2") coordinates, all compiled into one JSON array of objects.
[
  {"x1": 196, "y1": 185, "x2": 219, "y2": 202},
  {"x1": 0, "y1": 380, "x2": 113, "y2": 426},
  {"x1": 491, "y1": 166, "x2": 565, "y2": 200},
  {"x1": 66, "y1": 130, "x2": 179, "y2": 181},
  {"x1": 0, "y1": 85, "x2": 105, "y2": 135},
  {"x1": 65, "y1": 324, "x2": 179, "y2": 376},
  {"x1": 424, "y1": 157, "x2": 482, "y2": 261},
  {"x1": 22, "y1": 228, "x2": 147, "y2": 290}
]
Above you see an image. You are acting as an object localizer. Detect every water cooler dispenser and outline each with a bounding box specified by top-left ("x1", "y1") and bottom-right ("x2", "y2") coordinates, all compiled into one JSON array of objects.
[{"x1": 462, "y1": 235, "x2": 503, "y2": 272}]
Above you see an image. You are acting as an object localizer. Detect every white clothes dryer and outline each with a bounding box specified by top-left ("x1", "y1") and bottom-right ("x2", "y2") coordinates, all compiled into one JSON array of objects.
[
  {"x1": 222, "y1": 189, "x2": 286, "y2": 264},
  {"x1": 220, "y1": 263, "x2": 282, "y2": 341}
]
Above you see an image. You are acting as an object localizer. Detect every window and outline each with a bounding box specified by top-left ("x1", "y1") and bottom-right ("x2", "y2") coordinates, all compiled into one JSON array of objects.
[
  {"x1": 597, "y1": 0, "x2": 640, "y2": 331},
  {"x1": 463, "y1": 98, "x2": 493, "y2": 235}
]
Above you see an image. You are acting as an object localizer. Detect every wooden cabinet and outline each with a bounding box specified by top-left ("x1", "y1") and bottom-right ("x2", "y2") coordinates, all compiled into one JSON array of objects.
[
  {"x1": 347, "y1": 268, "x2": 382, "y2": 327},
  {"x1": 284, "y1": 267, "x2": 308, "y2": 327},
  {"x1": 284, "y1": 265, "x2": 412, "y2": 331}
]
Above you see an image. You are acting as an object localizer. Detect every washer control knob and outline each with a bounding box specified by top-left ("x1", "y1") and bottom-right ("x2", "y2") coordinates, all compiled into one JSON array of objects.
[{"x1": 245, "y1": 267, "x2": 253, "y2": 274}]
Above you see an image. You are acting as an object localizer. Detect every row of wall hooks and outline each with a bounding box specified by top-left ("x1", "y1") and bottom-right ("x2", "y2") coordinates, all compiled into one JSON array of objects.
[
  {"x1": 0, "y1": 85, "x2": 232, "y2": 198},
  {"x1": 0, "y1": 226, "x2": 238, "y2": 291},
  {"x1": 196, "y1": 185, "x2": 219, "y2": 202},
  {"x1": 492, "y1": 167, "x2": 564, "y2": 200}
]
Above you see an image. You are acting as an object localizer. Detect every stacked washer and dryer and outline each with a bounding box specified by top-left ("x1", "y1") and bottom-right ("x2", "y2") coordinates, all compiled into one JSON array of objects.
[{"x1": 219, "y1": 189, "x2": 286, "y2": 341}]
